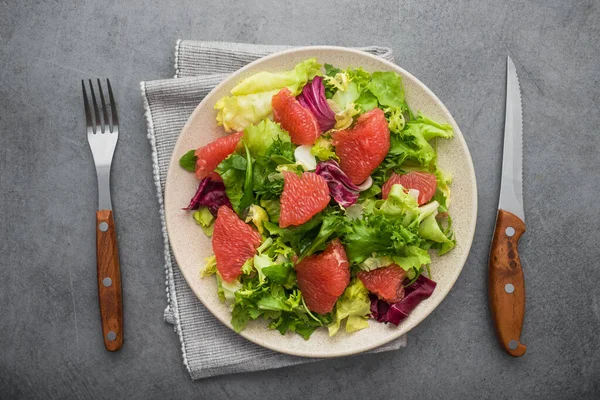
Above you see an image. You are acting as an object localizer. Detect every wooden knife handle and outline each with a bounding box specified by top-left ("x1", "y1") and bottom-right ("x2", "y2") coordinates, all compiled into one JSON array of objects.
[
  {"x1": 96, "y1": 210, "x2": 123, "y2": 351},
  {"x1": 488, "y1": 209, "x2": 526, "y2": 357}
]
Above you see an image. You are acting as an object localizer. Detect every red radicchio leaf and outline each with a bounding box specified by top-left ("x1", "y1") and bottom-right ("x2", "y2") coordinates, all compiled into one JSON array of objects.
[
  {"x1": 315, "y1": 160, "x2": 360, "y2": 208},
  {"x1": 297, "y1": 76, "x2": 336, "y2": 131},
  {"x1": 184, "y1": 177, "x2": 231, "y2": 216},
  {"x1": 370, "y1": 275, "x2": 437, "y2": 325}
]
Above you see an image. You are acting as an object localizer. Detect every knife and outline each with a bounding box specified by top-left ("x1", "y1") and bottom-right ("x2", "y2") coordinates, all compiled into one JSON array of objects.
[{"x1": 488, "y1": 56, "x2": 526, "y2": 357}]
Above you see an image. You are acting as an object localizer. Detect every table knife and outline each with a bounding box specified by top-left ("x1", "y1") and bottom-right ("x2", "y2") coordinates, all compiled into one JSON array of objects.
[{"x1": 488, "y1": 56, "x2": 527, "y2": 357}]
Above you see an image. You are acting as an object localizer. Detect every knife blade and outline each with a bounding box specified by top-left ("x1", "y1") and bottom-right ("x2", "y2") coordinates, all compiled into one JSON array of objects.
[{"x1": 488, "y1": 56, "x2": 527, "y2": 357}]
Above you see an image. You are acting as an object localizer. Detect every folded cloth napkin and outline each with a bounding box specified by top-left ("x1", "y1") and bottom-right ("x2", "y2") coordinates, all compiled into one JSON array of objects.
[{"x1": 141, "y1": 40, "x2": 406, "y2": 380}]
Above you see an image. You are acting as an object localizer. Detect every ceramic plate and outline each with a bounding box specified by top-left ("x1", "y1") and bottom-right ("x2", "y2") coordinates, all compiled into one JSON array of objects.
[{"x1": 164, "y1": 46, "x2": 477, "y2": 358}]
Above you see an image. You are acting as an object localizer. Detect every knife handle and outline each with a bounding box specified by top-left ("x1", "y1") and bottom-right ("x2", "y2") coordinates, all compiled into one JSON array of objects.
[
  {"x1": 488, "y1": 209, "x2": 526, "y2": 357},
  {"x1": 96, "y1": 210, "x2": 123, "y2": 351}
]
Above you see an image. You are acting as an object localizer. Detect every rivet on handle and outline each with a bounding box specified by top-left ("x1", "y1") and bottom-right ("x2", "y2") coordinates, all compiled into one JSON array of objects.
[
  {"x1": 98, "y1": 222, "x2": 109, "y2": 232},
  {"x1": 505, "y1": 226, "x2": 515, "y2": 237},
  {"x1": 508, "y1": 340, "x2": 518, "y2": 350},
  {"x1": 102, "y1": 277, "x2": 112, "y2": 287},
  {"x1": 107, "y1": 331, "x2": 117, "y2": 341},
  {"x1": 504, "y1": 283, "x2": 515, "y2": 294}
]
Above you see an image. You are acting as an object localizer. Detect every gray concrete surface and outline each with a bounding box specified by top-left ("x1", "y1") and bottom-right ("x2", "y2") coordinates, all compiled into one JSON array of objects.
[{"x1": 1, "y1": 0, "x2": 599, "y2": 398}]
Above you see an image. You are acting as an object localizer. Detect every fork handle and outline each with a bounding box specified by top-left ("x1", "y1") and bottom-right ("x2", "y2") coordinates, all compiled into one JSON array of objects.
[{"x1": 96, "y1": 210, "x2": 123, "y2": 351}]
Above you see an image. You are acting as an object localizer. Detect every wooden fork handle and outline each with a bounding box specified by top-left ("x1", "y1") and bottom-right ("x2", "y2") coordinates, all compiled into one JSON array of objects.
[
  {"x1": 488, "y1": 209, "x2": 526, "y2": 357},
  {"x1": 96, "y1": 210, "x2": 123, "y2": 351}
]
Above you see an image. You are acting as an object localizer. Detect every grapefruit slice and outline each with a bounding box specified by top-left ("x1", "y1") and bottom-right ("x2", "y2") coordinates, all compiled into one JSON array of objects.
[
  {"x1": 296, "y1": 239, "x2": 351, "y2": 314},
  {"x1": 381, "y1": 171, "x2": 437, "y2": 205},
  {"x1": 331, "y1": 108, "x2": 390, "y2": 185},
  {"x1": 212, "y1": 206, "x2": 262, "y2": 282},
  {"x1": 195, "y1": 132, "x2": 243, "y2": 179},
  {"x1": 279, "y1": 171, "x2": 330, "y2": 228},
  {"x1": 357, "y1": 265, "x2": 406, "y2": 303},
  {"x1": 272, "y1": 88, "x2": 320, "y2": 145}
]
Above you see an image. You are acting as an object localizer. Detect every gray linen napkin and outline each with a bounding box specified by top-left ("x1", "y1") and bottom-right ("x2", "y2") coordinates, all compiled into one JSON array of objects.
[{"x1": 141, "y1": 40, "x2": 406, "y2": 380}]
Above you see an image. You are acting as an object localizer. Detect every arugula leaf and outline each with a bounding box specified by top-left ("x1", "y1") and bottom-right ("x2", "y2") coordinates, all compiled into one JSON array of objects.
[
  {"x1": 179, "y1": 149, "x2": 197, "y2": 172},
  {"x1": 300, "y1": 213, "x2": 345, "y2": 259},
  {"x1": 262, "y1": 262, "x2": 294, "y2": 285},
  {"x1": 264, "y1": 213, "x2": 324, "y2": 253},
  {"x1": 216, "y1": 155, "x2": 246, "y2": 214},
  {"x1": 238, "y1": 142, "x2": 254, "y2": 212}
]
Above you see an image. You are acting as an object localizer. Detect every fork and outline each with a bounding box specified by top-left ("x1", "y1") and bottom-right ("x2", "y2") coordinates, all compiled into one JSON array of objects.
[{"x1": 82, "y1": 79, "x2": 123, "y2": 351}]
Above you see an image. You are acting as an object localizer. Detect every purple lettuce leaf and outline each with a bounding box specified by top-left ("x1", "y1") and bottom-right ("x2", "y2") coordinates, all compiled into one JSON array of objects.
[
  {"x1": 297, "y1": 76, "x2": 336, "y2": 131},
  {"x1": 184, "y1": 177, "x2": 231, "y2": 216},
  {"x1": 315, "y1": 160, "x2": 360, "y2": 208},
  {"x1": 370, "y1": 275, "x2": 437, "y2": 325}
]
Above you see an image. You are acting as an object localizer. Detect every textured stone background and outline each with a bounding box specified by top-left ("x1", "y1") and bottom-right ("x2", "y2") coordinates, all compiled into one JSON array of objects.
[{"x1": 1, "y1": 0, "x2": 599, "y2": 398}]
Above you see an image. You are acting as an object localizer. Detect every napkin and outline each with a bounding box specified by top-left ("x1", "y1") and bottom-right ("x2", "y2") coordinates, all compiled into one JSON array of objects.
[{"x1": 141, "y1": 41, "x2": 406, "y2": 380}]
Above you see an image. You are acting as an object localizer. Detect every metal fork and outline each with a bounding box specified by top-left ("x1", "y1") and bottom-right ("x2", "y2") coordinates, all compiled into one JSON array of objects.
[{"x1": 82, "y1": 79, "x2": 123, "y2": 352}]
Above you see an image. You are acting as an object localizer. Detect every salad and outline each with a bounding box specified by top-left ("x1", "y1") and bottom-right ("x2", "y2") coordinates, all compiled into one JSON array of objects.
[{"x1": 179, "y1": 58, "x2": 456, "y2": 339}]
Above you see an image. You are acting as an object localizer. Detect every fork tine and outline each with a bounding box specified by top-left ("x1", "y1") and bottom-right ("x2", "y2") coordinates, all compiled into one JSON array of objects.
[
  {"x1": 106, "y1": 79, "x2": 119, "y2": 129},
  {"x1": 88, "y1": 79, "x2": 101, "y2": 133},
  {"x1": 81, "y1": 80, "x2": 93, "y2": 131},
  {"x1": 97, "y1": 79, "x2": 110, "y2": 133}
]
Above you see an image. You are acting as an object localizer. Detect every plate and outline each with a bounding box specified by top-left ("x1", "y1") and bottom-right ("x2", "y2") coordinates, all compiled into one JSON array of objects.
[{"x1": 164, "y1": 46, "x2": 477, "y2": 358}]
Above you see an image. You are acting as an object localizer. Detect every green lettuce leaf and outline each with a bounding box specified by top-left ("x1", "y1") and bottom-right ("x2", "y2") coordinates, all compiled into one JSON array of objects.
[
  {"x1": 346, "y1": 67, "x2": 372, "y2": 90},
  {"x1": 231, "y1": 58, "x2": 321, "y2": 96},
  {"x1": 311, "y1": 136, "x2": 338, "y2": 161},
  {"x1": 215, "y1": 59, "x2": 321, "y2": 132},
  {"x1": 355, "y1": 90, "x2": 378, "y2": 112},
  {"x1": 200, "y1": 255, "x2": 217, "y2": 278},
  {"x1": 215, "y1": 90, "x2": 278, "y2": 132},
  {"x1": 358, "y1": 255, "x2": 395, "y2": 271},
  {"x1": 260, "y1": 199, "x2": 281, "y2": 223},
  {"x1": 245, "y1": 204, "x2": 269, "y2": 234},
  {"x1": 412, "y1": 114, "x2": 454, "y2": 141},
  {"x1": 193, "y1": 207, "x2": 214, "y2": 236},
  {"x1": 332, "y1": 81, "x2": 360, "y2": 109},
  {"x1": 328, "y1": 278, "x2": 371, "y2": 336},
  {"x1": 379, "y1": 184, "x2": 438, "y2": 227},
  {"x1": 419, "y1": 214, "x2": 450, "y2": 243},
  {"x1": 217, "y1": 274, "x2": 243, "y2": 304},
  {"x1": 366, "y1": 71, "x2": 407, "y2": 110},
  {"x1": 391, "y1": 245, "x2": 430, "y2": 270},
  {"x1": 244, "y1": 119, "x2": 291, "y2": 157}
]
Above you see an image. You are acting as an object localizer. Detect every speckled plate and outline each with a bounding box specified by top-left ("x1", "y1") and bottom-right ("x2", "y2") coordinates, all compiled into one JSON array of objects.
[{"x1": 164, "y1": 46, "x2": 477, "y2": 358}]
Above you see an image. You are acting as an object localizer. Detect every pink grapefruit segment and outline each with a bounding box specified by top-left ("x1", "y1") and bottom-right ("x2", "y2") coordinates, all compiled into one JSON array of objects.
[
  {"x1": 279, "y1": 171, "x2": 330, "y2": 228},
  {"x1": 331, "y1": 108, "x2": 390, "y2": 185},
  {"x1": 357, "y1": 265, "x2": 406, "y2": 303},
  {"x1": 195, "y1": 132, "x2": 243, "y2": 179},
  {"x1": 272, "y1": 88, "x2": 321, "y2": 145},
  {"x1": 212, "y1": 206, "x2": 262, "y2": 282},
  {"x1": 296, "y1": 239, "x2": 351, "y2": 314}
]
